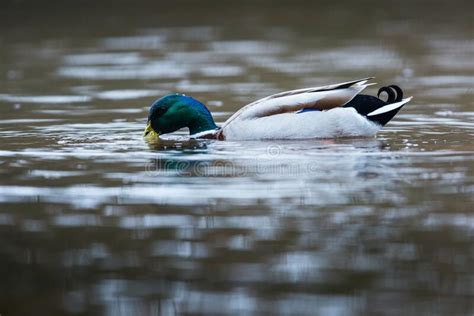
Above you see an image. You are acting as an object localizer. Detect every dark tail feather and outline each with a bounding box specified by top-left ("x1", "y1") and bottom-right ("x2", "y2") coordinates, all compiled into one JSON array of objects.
[
  {"x1": 344, "y1": 85, "x2": 410, "y2": 126},
  {"x1": 388, "y1": 85, "x2": 403, "y2": 101},
  {"x1": 377, "y1": 86, "x2": 395, "y2": 103}
]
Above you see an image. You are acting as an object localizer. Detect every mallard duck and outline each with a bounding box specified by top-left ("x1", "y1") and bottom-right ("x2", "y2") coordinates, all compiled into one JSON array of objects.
[{"x1": 143, "y1": 78, "x2": 412, "y2": 140}]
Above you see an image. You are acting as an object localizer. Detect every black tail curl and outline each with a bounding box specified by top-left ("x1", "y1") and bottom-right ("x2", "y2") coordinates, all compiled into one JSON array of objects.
[
  {"x1": 377, "y1": 85, "x2": 403, "y2": 103},
  {"x1": 343, "y1": 84, "x2": 407, "y2": 126}
]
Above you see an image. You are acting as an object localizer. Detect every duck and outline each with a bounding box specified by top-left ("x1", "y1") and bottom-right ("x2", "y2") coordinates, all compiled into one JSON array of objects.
[{"x1": 143, "y1": 77, "x2": 412, "y2": 140}]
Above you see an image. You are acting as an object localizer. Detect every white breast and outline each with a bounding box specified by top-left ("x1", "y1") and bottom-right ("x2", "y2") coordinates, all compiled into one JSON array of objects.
[{"x1": 222, "y1": 107, "x2": 381, "y2": 140}]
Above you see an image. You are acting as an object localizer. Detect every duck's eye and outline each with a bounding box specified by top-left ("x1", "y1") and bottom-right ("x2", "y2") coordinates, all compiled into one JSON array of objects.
[
  {"x1": 149, "y1": 106, "x2": 168, "y2": 122},
  {"x1": 154, "y1": 106, "x2": 168, "y2": 118}
]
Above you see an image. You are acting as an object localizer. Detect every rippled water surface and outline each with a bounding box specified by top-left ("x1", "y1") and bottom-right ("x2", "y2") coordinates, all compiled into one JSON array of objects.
[{"x1": 1, "y1": 0, "x2": 473, "y2": 315}]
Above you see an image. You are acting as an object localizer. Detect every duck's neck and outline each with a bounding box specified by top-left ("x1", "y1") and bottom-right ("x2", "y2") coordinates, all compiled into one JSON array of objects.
[{"x1": 186, "y1": 102, "x2": 218, "y2": 135}]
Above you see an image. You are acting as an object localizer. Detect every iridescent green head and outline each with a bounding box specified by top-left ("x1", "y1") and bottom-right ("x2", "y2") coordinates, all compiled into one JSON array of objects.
[{"x1": 144, "y1": 94, "x2": 218, "y2": 138}]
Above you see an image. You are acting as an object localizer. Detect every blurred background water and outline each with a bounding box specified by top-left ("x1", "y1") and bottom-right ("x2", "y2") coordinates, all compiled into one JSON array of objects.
[{"x1": 0, "y1": 0, "x2": 473, "y2": 315}]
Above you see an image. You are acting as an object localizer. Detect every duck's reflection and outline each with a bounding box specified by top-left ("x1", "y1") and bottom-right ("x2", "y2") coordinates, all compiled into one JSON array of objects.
[{"x1": 145, "y1": 137, "x2": 209, "y2": 151}]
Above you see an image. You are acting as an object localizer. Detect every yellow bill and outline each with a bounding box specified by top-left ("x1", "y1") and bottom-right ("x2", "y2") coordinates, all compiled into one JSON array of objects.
[{"x1": 143, "y1": 121, "x2": 159, "y2": 140}]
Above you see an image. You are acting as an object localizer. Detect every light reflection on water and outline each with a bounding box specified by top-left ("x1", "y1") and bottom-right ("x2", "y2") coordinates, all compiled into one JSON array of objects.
[{"x1": 1, "y1": 0, "x2": 474, "y2": 315}]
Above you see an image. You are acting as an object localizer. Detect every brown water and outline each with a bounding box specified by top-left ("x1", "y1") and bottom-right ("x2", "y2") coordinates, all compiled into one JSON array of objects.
[{"x1": 1, "y1": 0, "x2": 473, "y2": 315}]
